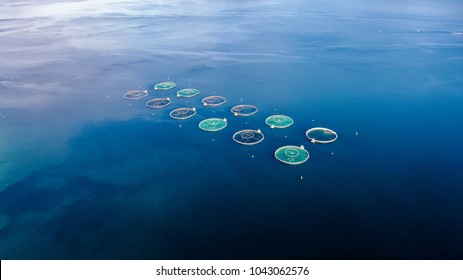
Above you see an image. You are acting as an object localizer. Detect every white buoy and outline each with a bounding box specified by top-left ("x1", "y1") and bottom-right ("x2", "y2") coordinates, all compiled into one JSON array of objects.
[
  {"x1": 331, "y1": 152, "x2": 334, "y2": 155},
  {"x1": 355, "y1": 132, "x2": 359, "y2": 136},
  {"x1": 203, "y1": 102, "x2": 207, "y2": 106},
  {"x1": 300, "y1": 176, "x2": 303, "y2": 180},
  {"x1": 212, "y1": 138, "x2": 215, "y2": 141},
  {"x1": 257, "y1": 129, "x2": 261, "y2": 133},
  {"x1": 193, "y1": 107, "x2": 196, "y2": 111},
  {"x1": 252, "y1": 155, "x2": 255, "y2": 158},
  {"x1": 223, "y1": 118, "x2": 227, "y2": 122},
  {"x1": 179, "y1": 124, "x2": 182, "y2": 127},
  {"x1": 234, "y1": 112, "x2": 238, "y2": 116}
]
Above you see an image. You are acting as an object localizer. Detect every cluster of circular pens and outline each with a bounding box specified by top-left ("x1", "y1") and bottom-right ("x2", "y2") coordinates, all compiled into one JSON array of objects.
[{"x1": 124, "y1": 81, "x2": 337, "y2": 165}]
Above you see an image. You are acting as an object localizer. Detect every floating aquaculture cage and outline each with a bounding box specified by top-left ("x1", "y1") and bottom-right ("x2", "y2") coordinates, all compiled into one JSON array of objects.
[
  {"x1": 169, "y1": 107, "x2": 197, "y2": 120},
  {"x1": 198, "y1": 118, "x2": 228, "y2": 132},
  {"x1": 231, "y1": 105, "x2": 258, "y2": 116},
  {"x1": 265, "y1": 115, "x2": 294, "y2": 129},
  {"x1": 177, "y1": 88, "x2": 200, "y2": 98},
  {"x1": 305, "y1": 127, "x2": 338, "y2": 144},
  {"x1": 154, "y1": 81, "x2": 176, "y2": 91},
  {"x1": 123, "y1": 90, "x2": 148, "y2": 100},
  {"x1": 274, "y1": 145, "x2": 310, "y2": 165},
  {"x1": 202, "y1": 96, "x2": 226, "y2": 107},
  {"x1": 146, "y1": 97, "x2": 171, "y2": 109},
  {"x1": 232, "y1": 129, "x2": 264, "y2": 145}
]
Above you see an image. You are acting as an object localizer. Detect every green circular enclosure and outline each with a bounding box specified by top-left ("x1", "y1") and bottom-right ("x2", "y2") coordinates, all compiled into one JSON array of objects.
[
  {"x1": 177, "y1": 88, "x2": 199, "y2": 98},
  {"x1": 274, "y1": 145, "x2": 310, "y2": 165},
  {"x1": 199, "y1": 118, "x2": 227, "y2": 132},
  {"x1": 306, "y1": 127, "x2": 338, "y2": 144},
  {"x1": 146, "y1": 97, "x2": 171, "y2": 109},
  {"x1": 154, "y1": 81, "x2": 176, "y2": 91},
  {"x1": 202, "y1": 95, "x2": 226, "y2": 107},
  {"x1": 123, "y1": 90, "x2": 148, "y2": 100},
  {"x1": 169, "y1": 107, "x2": 197, "y2": 120},
  {"x1": 265, "y1": 115, "x2": 294, "y2": 128}
]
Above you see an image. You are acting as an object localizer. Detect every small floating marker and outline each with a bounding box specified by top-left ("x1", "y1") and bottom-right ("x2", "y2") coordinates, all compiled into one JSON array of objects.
[
  {"x1": 300, "y1": 145, "x2": 304, "y2": 149},
  {"x1": 252, "y1": 155, "x2": 255, "y2": 158},
  {"x1": 212, "y1": 138, "x2": 215, "y2": 141},
  {"x1": 300, "y1": 176, "x2": 303, "y2": 180},
  {"x1": 179, "y1": 124, "x2": 182, "y2": 127},
  {"x1": 271, "y1": 125, "x2": 275, "y2": 129},
  {"x1": 245, "y1": 122, "x2": 247, "y2": 125},
  {"x1": 355, "y1": 132, "x2": 359, "y2": 136},
  {"x1": 193, "y1": 107, "x2": 196, "y2": 111},
  {"x1": 212, "y1": 110, "x2": 215, "y2": 113},
  {"x1": 331, "y1": 152, "x2": 334, "y2": 155},
  {"x1": 285, "y1": 135, "x2": 287, "y2": 138},
  {"x1": 129, "y1": 103, "x2": 132, "y2": 106},
  {"x1": 106, "y1": 95, "x2": 110, "y2": 98},
  {"x1": 223, "y1": 118, "x2": 227, "y2": 122},
  {"x1": 177, "y1": 94, "x2": 180, "y2": 97},
  {"x1": 312, "y1": 119, "x2": 315, "y2": 122},
  {"x1": 274, "y1": 108, "x2": 277, "y2": 111},
  {"x1": 234, "y1": 112, "x2": 238, "y2": 116},
  {"x1": 257, "y1": 129, "x2": 262, "y2": 133},
  {"x1": 378, "y1": 30, "x2": 381, "y2": 33},
  {"x1": 151, "y1": 113, "x2": 154, "y2": 116},
  {"x1": 203, "y1": 102, "x2": 207, "y2": 106},
  {"x1": 240, "y1": 98, "x2": 243, "y2": 102}
]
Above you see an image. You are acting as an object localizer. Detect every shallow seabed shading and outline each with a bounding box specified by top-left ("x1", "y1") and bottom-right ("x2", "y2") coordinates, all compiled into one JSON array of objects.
[{"x1": 1, "y1": 0, "x2": 463, "y2": 259}]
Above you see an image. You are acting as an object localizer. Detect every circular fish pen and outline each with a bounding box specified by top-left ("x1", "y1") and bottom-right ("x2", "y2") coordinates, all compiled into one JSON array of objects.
[
  {"x1": 274, "y1": 145, "x2": 310, "y2": 165},
  {"x1": 154, "y1": 81, "x2": 176, "y2": 91},
  {"x1": 202, "y1": 96, "x2": 226, "y2": 107},
  {"x1": 231, "y1": 105, "x2": 258, "y2": 116},
  {"x1": 198, "y1": 118, "x2": 227, "y2": 132},
  {"x1": 169, "y1": 107, "x2": 197, "y2": 120},
  {"x1": 305, "y1": 127, "x2": 338, "y2": 144},
  {"x1": 146, "y1": 97, "x2": 171, "y2": 109},
  {"x1": 177, "y1": 88, "x2": 199, "y2": 98},
  {"x1": 265, "y1": 115, "x2": 294, "y2": 129},
  {"x1": 123, "y1": 90, "x2": 148, "y2": 100},
  {"x1": 232, "y1": 129, "x2": 264, "y2": 145}
]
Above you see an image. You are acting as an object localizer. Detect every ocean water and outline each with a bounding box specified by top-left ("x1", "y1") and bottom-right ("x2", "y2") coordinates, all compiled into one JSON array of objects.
[{"x1": 1, "y1": 0, "x2": 463, "y2": 259}]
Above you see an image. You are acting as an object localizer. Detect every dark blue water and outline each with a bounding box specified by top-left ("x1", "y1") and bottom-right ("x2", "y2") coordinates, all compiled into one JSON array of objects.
[{"x1": 1, "y1": 0, "x2": 463, "y2": 259}]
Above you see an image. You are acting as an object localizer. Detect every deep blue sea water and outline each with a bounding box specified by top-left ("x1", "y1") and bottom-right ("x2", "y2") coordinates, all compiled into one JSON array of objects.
[{"x1": 1, "y1": 0, "x2": 463, "y2": 259}]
